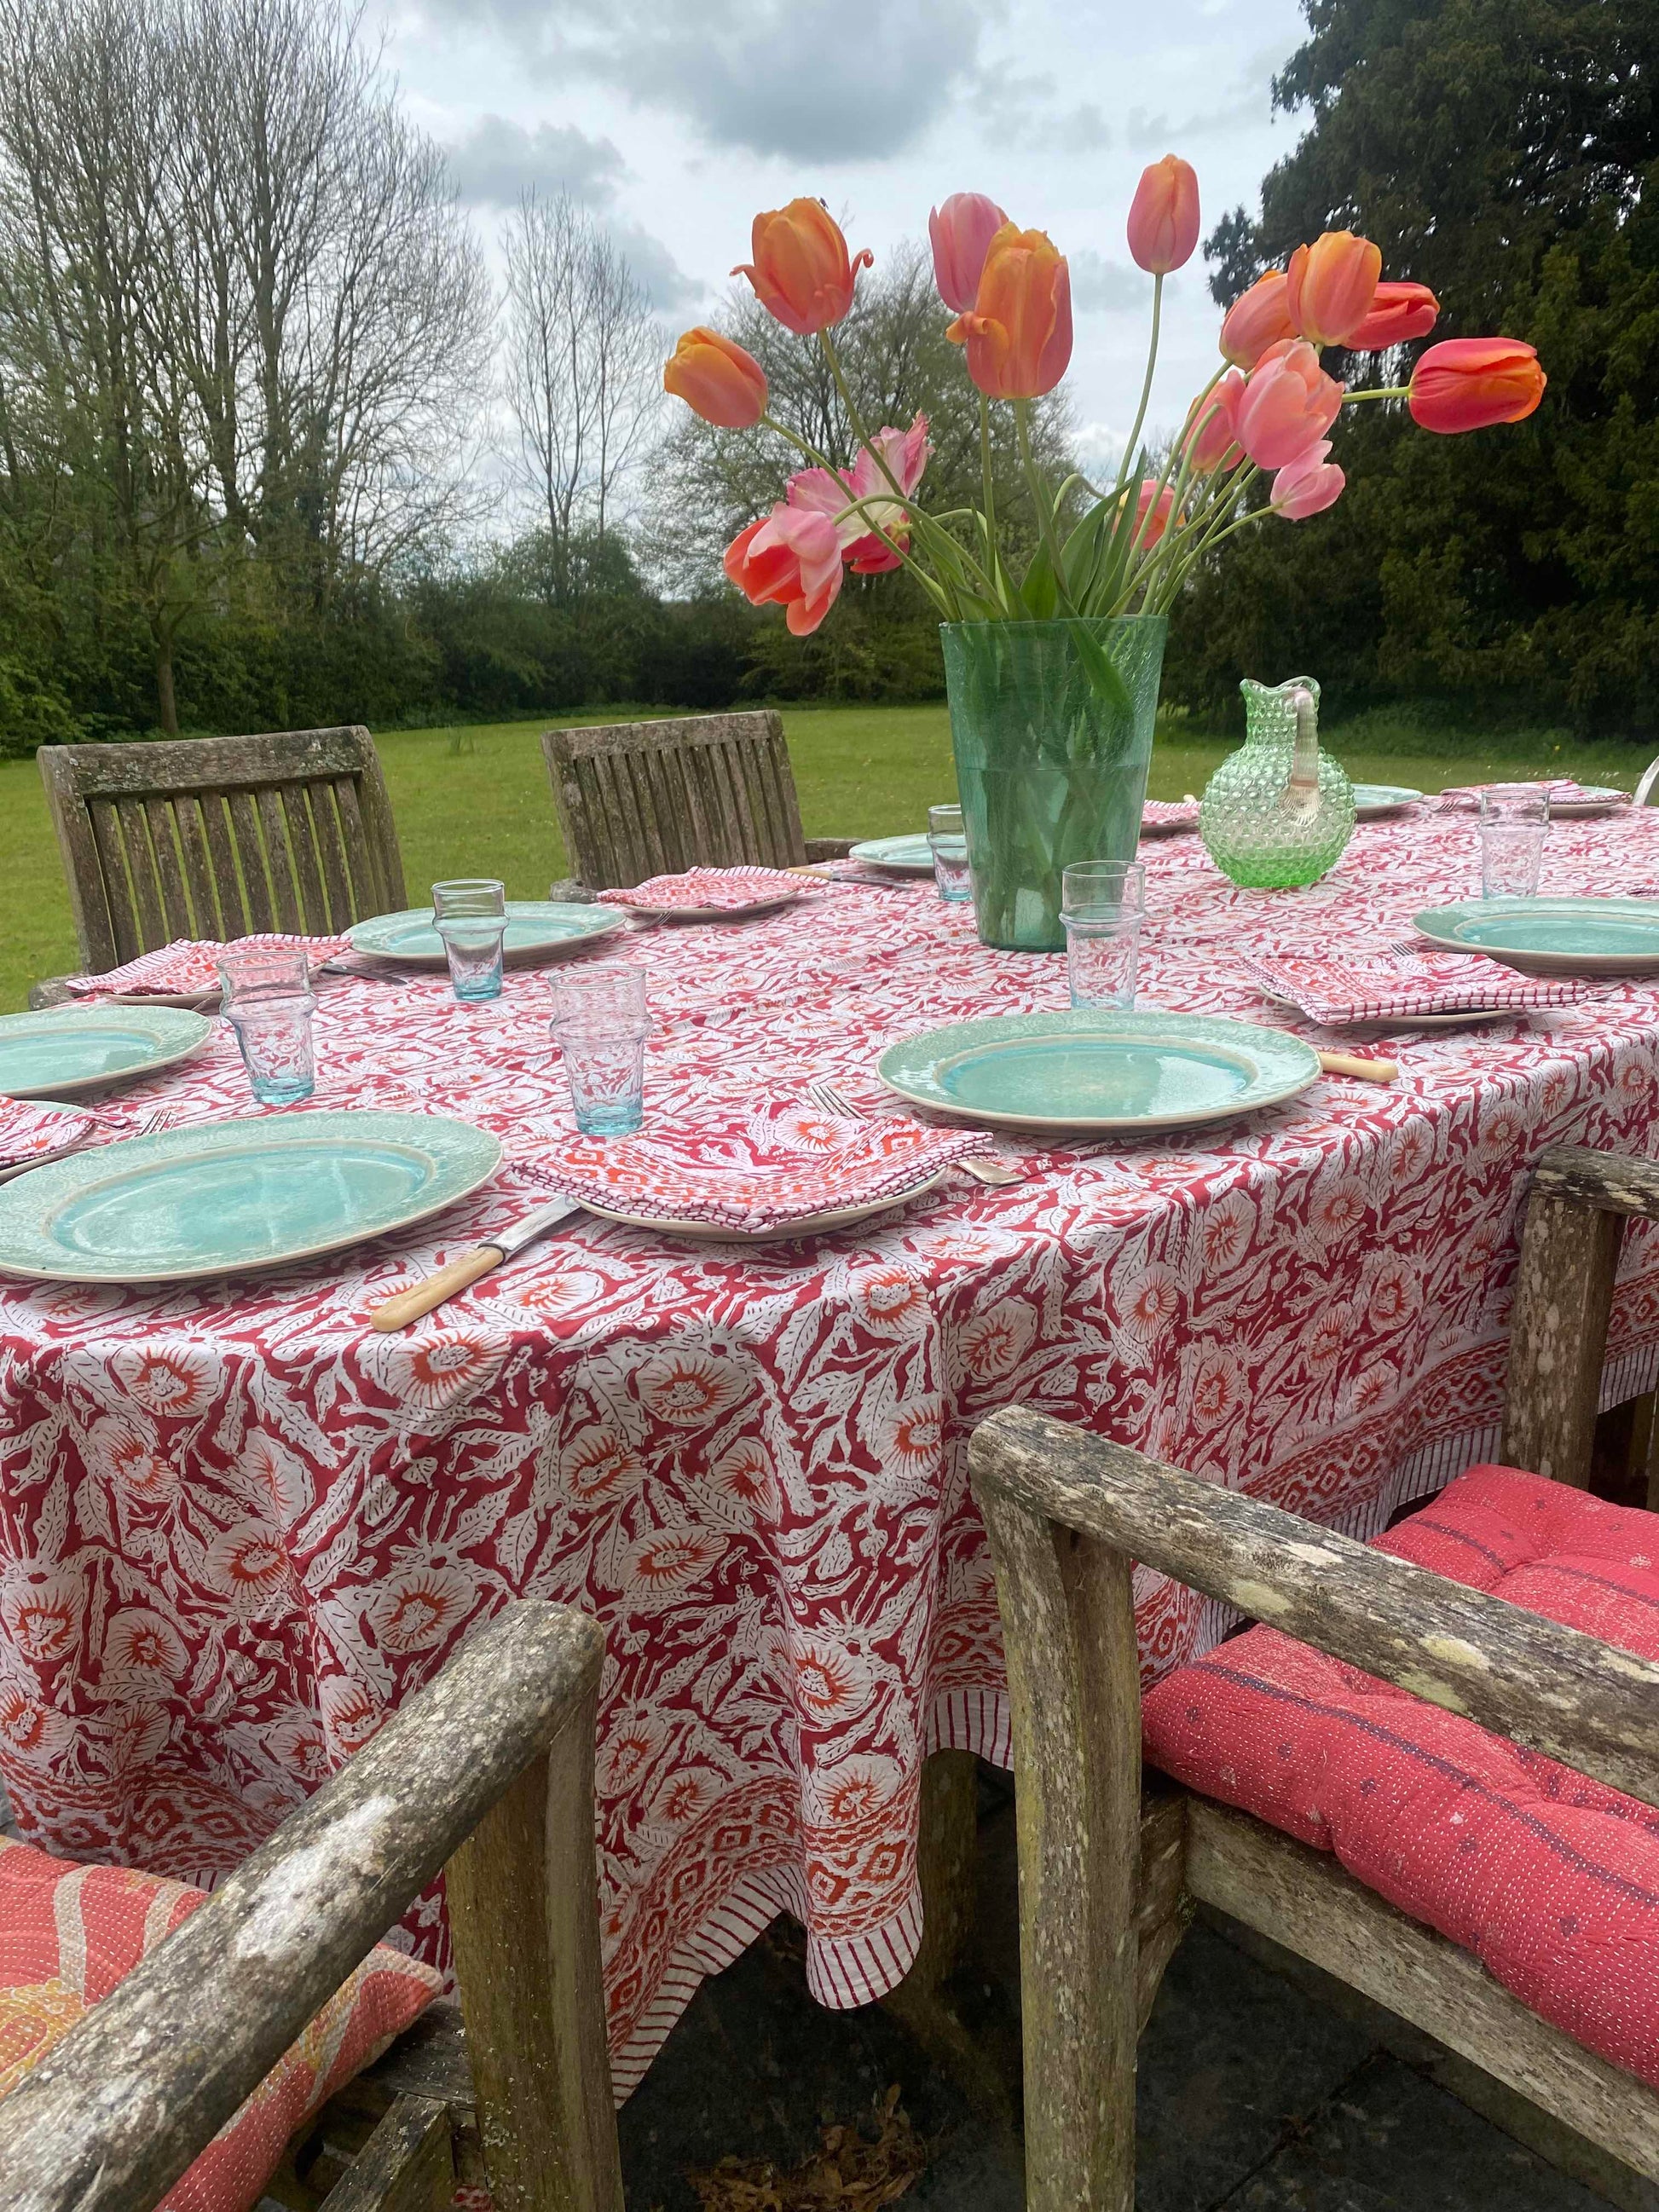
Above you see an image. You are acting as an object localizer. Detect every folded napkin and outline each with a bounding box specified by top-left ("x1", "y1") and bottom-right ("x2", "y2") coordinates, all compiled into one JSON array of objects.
[
  {"x1": 519, "y1": 1100, "x2": 990, "y2": 1233},
  {"x1": 595, "y1": 867, "x2": 812, "y2": 915},
  {"x1": 1142, "y1": 800, "x2": 1200, "y2": 836},
  {"x1": 63, "y1": 932, "x2": 352, "y2": 998},
  {"x1": 0, "y1": 1098, "x2": 102, "y2": 1169},
  {"x1": 1241, "y1": 951, "x2": 1591, "y2": 1025},
  {"x1": 1436, "y1": 780, "x2": 1629, "y2": 811}
]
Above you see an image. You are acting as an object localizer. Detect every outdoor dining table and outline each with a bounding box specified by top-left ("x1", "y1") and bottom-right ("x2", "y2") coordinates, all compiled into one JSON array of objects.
[{"x1": 4, "y1": 800, "x2": 1659, "y2": 2097}]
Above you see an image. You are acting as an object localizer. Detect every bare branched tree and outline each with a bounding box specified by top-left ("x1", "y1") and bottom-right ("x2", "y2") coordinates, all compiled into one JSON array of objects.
[{"x1": 501, "y1": 190, "x2": 661, "y2": 600}]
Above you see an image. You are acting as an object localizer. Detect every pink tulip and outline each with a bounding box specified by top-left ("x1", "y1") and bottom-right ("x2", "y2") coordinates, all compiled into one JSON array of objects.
[
  {"x1": 1182, "y1": 370, "x2": 1245, "y2": 472},
  {"x1": 1134, "y1": 477, "x2": 1177, "y2": 548},
  {"x1": 1219, "y1": 270, "x2": 1297, "y2": 369},
  {"x1": 1346, "y1": 280, "x2": 1439, "y2": 352},
  {"x1": 1270, "y1": 441, "x2": 1345, "y2": 519},
  {"x1": 1126, "y1": 156, "x2": 1199, "y2": 275},
  {"x1": 1235, "y1": 340, "x2": 1343, "y2": 471},
  {"x1": 928, "y1": 193, "x2": 1009, "y2": 313},
  {"x1": 725, "y1": 504, "x2": 845, "y2": 635},
  {"x1": 786, "y1": 414, "x2": 933, "y2": 573}
]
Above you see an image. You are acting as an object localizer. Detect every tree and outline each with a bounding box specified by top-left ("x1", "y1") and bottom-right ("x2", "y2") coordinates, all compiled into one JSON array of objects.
[
  {"x1": 1172, "y1": 0, "x2": 1659, "y2": 736},
  {"x1": 500, "y1": 192, "x2": 662, "y2": 602}
]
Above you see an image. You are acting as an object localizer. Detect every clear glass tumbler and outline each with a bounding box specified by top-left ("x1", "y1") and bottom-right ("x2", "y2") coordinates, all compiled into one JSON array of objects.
[
  {"x1": 928, "y1": 803, "x2": 973, "y2": 904},
  {"x1": 434, "y1": 878, "x2": 508, "y2": 1002},
  {"x1": 1061, "y1": 859, "x2": 1147, "y2": 1010},
  {"x1": 1479, "y1": 785, "x2": 1549, "y2": 898},
  {"x1": 217, "y1": 945, "x2": 316, "y2": 1106},
  {"x1": 550, "y1": 964, "x2": 650, "y2": 1136}
]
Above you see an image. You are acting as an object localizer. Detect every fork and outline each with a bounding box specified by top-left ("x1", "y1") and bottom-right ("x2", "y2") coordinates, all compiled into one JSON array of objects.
[{"x1": 806, "y1": 1080, "x2": 1022, "y2": 1187}]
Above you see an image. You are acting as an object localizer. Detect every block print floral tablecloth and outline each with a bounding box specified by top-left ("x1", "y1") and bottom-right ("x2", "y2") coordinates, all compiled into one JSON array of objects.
[{"x1": 4, "y1": 806, "x2": 1659, "y2": 2095}]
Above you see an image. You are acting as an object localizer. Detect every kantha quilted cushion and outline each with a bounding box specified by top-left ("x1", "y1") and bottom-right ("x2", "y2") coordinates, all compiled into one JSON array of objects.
[
  {"x1": 0, "y1": 1834, "x2": 440, "y2": 2211},
  {"x1": 1142, "y1": 1464, "x2": 1659, "y2": 2088}
]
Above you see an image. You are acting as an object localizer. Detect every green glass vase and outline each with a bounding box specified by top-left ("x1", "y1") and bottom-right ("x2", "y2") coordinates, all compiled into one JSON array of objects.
[
  {"x1": 940, "y1": 615, "x2": 1167, "y2": 951},
  {"x1": 1199, "y1": 675, "x2": 1355, "y2": 888}
]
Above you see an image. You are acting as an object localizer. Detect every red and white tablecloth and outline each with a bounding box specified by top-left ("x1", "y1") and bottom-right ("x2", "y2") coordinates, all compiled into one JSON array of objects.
[{"x1": 5, "y1": 806, "x2": 1659, "y2": 2095}]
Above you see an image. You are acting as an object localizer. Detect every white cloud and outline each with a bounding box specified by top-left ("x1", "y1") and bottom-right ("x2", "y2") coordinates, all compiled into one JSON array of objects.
[
  {"x1": 443, "y1": 116, "x2": 626, "y2": 207},
  {"x1": 1069, "y1": 249, "x2": 1147, "y2": 315}
]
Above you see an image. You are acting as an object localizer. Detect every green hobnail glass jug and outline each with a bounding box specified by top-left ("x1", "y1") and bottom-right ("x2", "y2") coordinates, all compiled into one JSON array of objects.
[{"x1": 1199, "y1": 675, "x2": 1356, "y2": 888}]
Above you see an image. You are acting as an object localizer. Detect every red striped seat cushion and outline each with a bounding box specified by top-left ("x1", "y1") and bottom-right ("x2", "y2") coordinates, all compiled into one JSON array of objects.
[{"x1": 1142, "y1": 1464, "x2": 1659, "y2": 2087}]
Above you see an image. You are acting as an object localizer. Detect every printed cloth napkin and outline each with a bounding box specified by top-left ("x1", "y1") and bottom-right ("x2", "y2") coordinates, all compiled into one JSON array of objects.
[
  {"x1": 596, "y1": 867, "x2": 814, "y2": 915},
  {"x1": 1141, "y1": 799, "x2": 1200, "y2": 835},
  {"x1": 0, "y1": 1099, "x2": 103, "y2": 1169},
  {"x1": 518, "y1": 1100, "x2": 991, "y2": 1233},
  {"x1": 63, "y1": 933, "x2": 352, "y2": 998},
  {"x1": 1241, "y1": 950, "x2": 1592, "y2": 1025},
  {"x1": 1436, "y1": 780, "x2": 1630, "y2": 811}
]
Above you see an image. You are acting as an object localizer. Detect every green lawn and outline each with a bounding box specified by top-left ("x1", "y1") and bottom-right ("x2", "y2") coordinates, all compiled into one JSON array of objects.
[{"x1": 3, "y1": 704, "x2": 1655, "y2": 1012}]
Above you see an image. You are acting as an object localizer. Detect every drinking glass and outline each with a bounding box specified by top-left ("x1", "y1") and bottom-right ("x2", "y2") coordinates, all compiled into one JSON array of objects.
[
  {"x1": 217, "y1": 945, "x2": 315, "y2": 1106},
  {"x1": 550, "y1": 964, "x2": 650, "y2": 1135},
  {"x1": 1061, "y1": 859, "x2": 1147, "y2": 1010},
  {"x1": 928, "y1": 803, "x2": 973, "y2": 904},
  {"x1": 1479, "y1": 785, "x2": 1549, "y2": 898},
  {"x1": 433, "y1": 878, "x2": 507, "y2": 1002}
]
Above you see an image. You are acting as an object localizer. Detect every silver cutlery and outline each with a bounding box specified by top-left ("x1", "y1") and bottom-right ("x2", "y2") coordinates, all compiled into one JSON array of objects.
[
  {"x1": 370, "y1": 1195, "x2": 580, "y2": 1331},
  {"x1": 806, "y1": 1079, "x2": 1022, "y2": 1187}
]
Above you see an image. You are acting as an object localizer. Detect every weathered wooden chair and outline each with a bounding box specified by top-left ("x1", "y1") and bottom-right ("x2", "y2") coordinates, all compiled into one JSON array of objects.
[
  {"x1": 970, "y1": 1143, "x2": 1659, "y2": 2209},
  {"x1": 0, "y1": 1600, "x2": 622, "y2": 2212},
  {"x1": 1635, "y1": 757, "x2": 1659, "y2": 807},
  {"x1": 36, "y1": 727, "x2": 406, "y2": 986},
  {"x1": 540, "y1": 711, "x2": 853, "y2": 892}
]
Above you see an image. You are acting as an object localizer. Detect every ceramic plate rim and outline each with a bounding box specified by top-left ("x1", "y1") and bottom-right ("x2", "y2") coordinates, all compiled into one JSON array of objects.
[
  {"x1": 0, "y1": 1007, "x2": 215, "y2": 1100},
  {"x1": 848, "y1": 834, "x2": 934, "y2": 875},
  {"x1": 619, "y1": 889, "x2": 811, "y2": 922},
  {"x1": 345, "y1": 901, "x2": 623, "y2": 966},
  {"x1": 877, "y1": 1011, "x2": 1321, "y2": 1131},
  {"x1": 577, "y1": 1168, "x2": 945, "y2": 1241},
  {"x1": 1412, "y1": 897, "x2": 1659, "y2": 973},
  {"x1": 1351, "y1": 783, "x2": 1424, "y2": 816},
  {"x1": 0, "y1": 1109, "x2": 503, "y2": 1283}
]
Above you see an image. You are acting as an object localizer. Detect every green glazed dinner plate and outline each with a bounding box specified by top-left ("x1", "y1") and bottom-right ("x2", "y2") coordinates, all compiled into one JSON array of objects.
[
  {"x1": 1548, "y1": 787, "x2": 1629, "y2": 816},
  {"x1": 878, "y1": 1011, "x2": 1321, "y2": 1133},
  {"x1": 0, "y1": 1007, "x2": 214, "y2": 1100},
  {"x1": 1351, "y1": 783, "x2": 1423, "y2": 817},
  {"x1": 0, "y1": 1110, "x2": 502, "y2": 1283},
  {"x1": 849, "y1": 834, "x2": 934, "y2": 875},
  {"x1": 1412, "y1": 898, "x2": 1659, "y2": 976},
  {"x1": 347, "y1": 902, "x2": 623, "y2": 967}
]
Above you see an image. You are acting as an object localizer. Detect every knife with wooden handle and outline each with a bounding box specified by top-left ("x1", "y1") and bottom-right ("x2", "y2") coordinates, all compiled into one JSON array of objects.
[{"x1": 370, "y1": 1197, "x2": 580, "y2": 1331}]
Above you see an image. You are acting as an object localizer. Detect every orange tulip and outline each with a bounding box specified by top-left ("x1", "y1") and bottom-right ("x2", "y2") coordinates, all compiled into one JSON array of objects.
[
  {"x1": 663, "y1": 327, "x2": 768, "y2": 429},
  {"x1": 947, "y1": 224, "x2": 1072, "y2": 400},
  {"x1": 1346, "y1": 280, "x2": 1439, "y2": 352},
  {"x1": 733, "y1": 199, "x2": 873, "y2": 337},
  {"x1": 1127, "y1": 156, "x2": 1199, "y2": 275},
  {"x1": 1219, "y1": 270, "x2": 1298, "y2": 369},
  {"x1": 1408, "y1": 338, "x2": 1546, "y2": 434},
  {"x1": 1286, "y1": 230, "x2": 1382, "y2": 348},
  {"x1": 1133, "y1": 478, "x2": 1177, "y2": 548},
  {"x1": 1182, "y1": 370, "x2": 1245, "y2": 472}
]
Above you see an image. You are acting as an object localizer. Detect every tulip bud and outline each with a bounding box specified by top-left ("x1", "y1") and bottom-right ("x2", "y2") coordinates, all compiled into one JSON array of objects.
[
  {"x1": 947, "y1": 224, "x2": 1072, "y2": 400},
  {"x1": 663, "y1": 327, "x2": 768, "y2": 429},
  {"x1": 1286, "y1": 230, "x2": 1383, "y2": 349},
  {"x1": 734, "y1": 199, "x2": 873, "y2": 337},
  {"x1": 1346, "y1": 280, "x2": 1439, "y2": 352},
  {"x1": 928, "y1": 193, "x2": 1009, "y2": 313},
  {"x1": 1126, "y1": 156, "x2": 1200, "y2": 276},
  {"x1": 1219, "y1": 271, "x2": 1298, "y2": 369},
  {"x1": 1270, "y1": 441, "x2": 1344, "y2": 519},
  {"x1": 1408, "y1": 338, "x2": 1546, "y2": 434}
]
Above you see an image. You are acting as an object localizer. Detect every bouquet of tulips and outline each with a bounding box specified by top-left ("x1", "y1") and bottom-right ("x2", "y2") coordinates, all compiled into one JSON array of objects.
[{"x1": 662, "y1": 162, "x2": 1547, "y2": 645}]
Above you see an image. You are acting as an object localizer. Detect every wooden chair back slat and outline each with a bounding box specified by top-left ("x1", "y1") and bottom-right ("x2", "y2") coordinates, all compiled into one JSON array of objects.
[
  {"x1": 540, "y1": 712, "x2": 809, "y2": 889},
  {"x1": 38, "y1": 728, "x2": 406, "y2": 973}
]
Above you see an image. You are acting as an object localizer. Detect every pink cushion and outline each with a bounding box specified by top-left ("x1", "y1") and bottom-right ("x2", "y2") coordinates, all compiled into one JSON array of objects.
[{"x1": 1142, "y1": 1464, "x2": 1659, "y2": 2088}]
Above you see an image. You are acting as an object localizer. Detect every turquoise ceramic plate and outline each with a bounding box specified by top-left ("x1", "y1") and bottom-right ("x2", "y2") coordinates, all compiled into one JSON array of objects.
[
  {"x1": 1548, "y1": 787, "x2": 1629, "y2": 817},
  {"x1": 346, "y1": 902, "x2": 623, "y2": 967},
  {"x1": 1352, "y1": 783, "x2": 1423, "y2": 818},
  {"x1": 0, "y1": 1110, "x2": 502, "y2": 1283},
  {"x1": 878, "y1": 1011, "x2": 1321, "y2": 1133},
  {"x1": 849, "y1": 834, "x2": 934, "y2": 875},
  {"x1": 1412, "y1": 898, "x2": 1659, "y2": 976},
  {"x1": 0, "y1": 1008, "x2": 213, "y2": 1100}
]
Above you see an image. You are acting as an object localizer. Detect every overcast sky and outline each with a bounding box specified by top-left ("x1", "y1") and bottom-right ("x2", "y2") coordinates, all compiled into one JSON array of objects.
[{"x1": 384, "y1": 0, "x2": 1311, "y2": 474}]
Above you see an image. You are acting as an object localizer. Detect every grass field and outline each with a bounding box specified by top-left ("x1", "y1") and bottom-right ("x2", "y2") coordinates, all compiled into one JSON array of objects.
[{"x1": 3, "y1": 702, "x2": 1654, "y2": 1012}]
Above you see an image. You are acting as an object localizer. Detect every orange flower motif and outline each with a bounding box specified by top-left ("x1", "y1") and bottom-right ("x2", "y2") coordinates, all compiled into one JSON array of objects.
[
  {"x1": 562, "y1": 1427, "x2": 645, "y2": 1504},
  {"x1": 101, "y1": 1607, "x2": 188, "y2": 1689},
  {"x1": 205, "y1": 1524, "x2": 292, "y2": 1618},
  {"x1": 1286, "y1": 229, "x2": 1382, "y2": 349},
  {"x1": 624, "y1": 1529, "x2": 725, "y2": 1594},
  {"x1": 372, "y1": 1562, "x2": 471, "y2": 1654},
  {"x1": 792, "y1": 1636, "x2": 872, "y2": 1723},
  {"x1": 734, "y1": 199, "x2": 872, "y2": 336},
  {"x1": 638, "y1": 1349, "x2": 743, "y2": 1429},
  {"x1": 663, "y1": 326, "x2": 768, "y2": 428},
  {"x1": 2, "y1": 1573, "x2": 80, "y2": 1665},
  {"x1": 947, "y1": 224, "x2": 1072, "y2": 399},
  {"x1": 320, "y1": 1675, "x2": 385, "y2": 1756}
]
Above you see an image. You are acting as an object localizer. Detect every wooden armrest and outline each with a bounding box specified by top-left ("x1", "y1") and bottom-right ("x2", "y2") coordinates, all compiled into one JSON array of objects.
[
  {"x1": 801, "y1": 837, "x2": 856, "y2": 861},
  {"x1": 1533, "y1": 1145, "x2": 1659, "y2": 1221},
  {"x1": 969, "y1": 1405, "x2": 1659, "y2": 1811},
  {"x1": 27, "y1": 977, "x2": 78, "y2": 1008},
  {"x1": 0, "y1": 1600, "x2": 604, "y2": 2212}
]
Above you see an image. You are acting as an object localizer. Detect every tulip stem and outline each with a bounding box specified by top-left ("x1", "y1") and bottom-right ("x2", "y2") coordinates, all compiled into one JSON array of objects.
[
  {"x1": 1016, "y1": 399, "x2": 1072, "y2": 607},
  {"x1": 1114, "y1": 271, "x2": 1164, "y2": 501},
  {"x1": 980, "y1": 391, "x2": 997, "y2": 563},
  {"x1": 1343, "y1": 385, "x2": 1409, "y2": 402}
]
